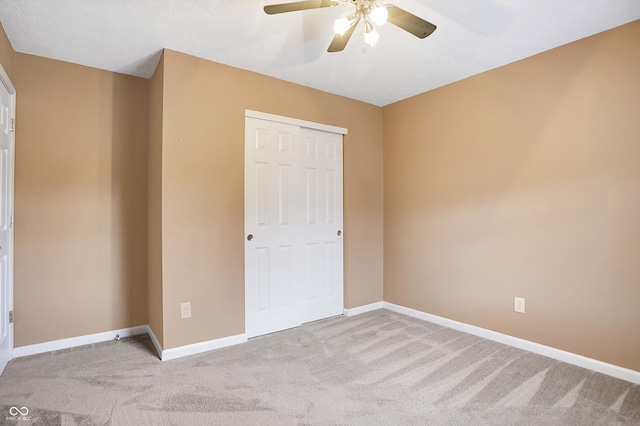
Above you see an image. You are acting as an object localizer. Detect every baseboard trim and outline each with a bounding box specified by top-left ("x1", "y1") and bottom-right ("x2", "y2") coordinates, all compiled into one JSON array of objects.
[
  {"x1": 145, "y1": 325, "x2": 163, "y2": 359},
  {"x1": 12, "y1": 324, "x2": 247, "y2": 363},
  {"x1": 383, "y1": 302, "x2": 640, "y2": 385},
  {"x1": 13, "y1": 325, "x2": 149, "y2": 358},
  {"x1": 15, "y1": 304, "x2": 637, "y2": 384},
  {"x1": 160, "y1": 333, "x2": 248, "y2": 361},
  {"x1": 343, "y1": 301, "x2": 384, "y2": 317}
]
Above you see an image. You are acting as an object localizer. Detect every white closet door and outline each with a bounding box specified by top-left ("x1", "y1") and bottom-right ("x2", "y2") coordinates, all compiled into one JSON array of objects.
[
  {"x1": 245, "y1": 117, "x2": 344, "y2": 338},
  {"x1": 299, "y1": 127, "x2": 343, "y2": 324},
  {"x1": 245, "y1": 118, "x2": 304, "y2": 338}
]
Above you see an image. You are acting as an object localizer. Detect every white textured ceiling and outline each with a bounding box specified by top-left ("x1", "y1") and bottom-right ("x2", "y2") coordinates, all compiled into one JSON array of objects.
[{"x1": 1, "y1": 0, "x2": 639, "y2": 106}]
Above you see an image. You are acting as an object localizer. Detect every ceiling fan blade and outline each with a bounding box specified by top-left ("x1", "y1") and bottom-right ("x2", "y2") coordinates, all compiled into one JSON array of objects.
[
  {"x1": 264, "y1": 0, "x2": 339, "y2": 15},
  {"x1": 327, "y1": 16, "x2": 361, "y2": 52},
  {"x1": 386, "y1": 5, "x2": 437, "y2": 39}
]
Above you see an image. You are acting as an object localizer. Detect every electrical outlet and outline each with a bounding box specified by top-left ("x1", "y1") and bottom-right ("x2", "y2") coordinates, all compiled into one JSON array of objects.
[
  {"x1": 514, "y1": 297, "x2": 525, "y2": 314},
  {"x1": 181, "y1": 302, "x2": 191, "y2": 319}
]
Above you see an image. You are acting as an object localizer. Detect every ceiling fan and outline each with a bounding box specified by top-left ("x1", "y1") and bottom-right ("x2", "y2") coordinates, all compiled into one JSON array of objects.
[{"x1": 264, "y1": 0, "x2": 437, "y2": 52}]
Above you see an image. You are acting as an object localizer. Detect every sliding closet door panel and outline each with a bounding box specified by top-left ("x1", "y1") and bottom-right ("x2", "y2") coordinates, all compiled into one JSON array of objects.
[
  {"x1": 300, "y1": 127, "x2": 344, "y2": 323},
  {"x1": 245, "y1": 118, "x2": 304, "y2": 338}
]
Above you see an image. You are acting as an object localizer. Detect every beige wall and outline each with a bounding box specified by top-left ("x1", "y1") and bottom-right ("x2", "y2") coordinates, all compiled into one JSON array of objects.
[
  {"x1": 159, "y1": 49, "x2": 384, "y2": 349},
  {"x1": 0, "y1": 23, "x2": 13, "y2": 80},
  {"x1": 147, "y1": 52, "x2": 164, "y2": 346},
  {"x1": 383, "y1": 21, "x2": 640, "y2": 371},
  {"x1": 13, "y1": 53, "x2": 149, "y2": 346}
]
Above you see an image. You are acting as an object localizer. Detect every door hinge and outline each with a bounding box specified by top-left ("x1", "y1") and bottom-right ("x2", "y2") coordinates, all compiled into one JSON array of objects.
[
  {"x1": 10, "y1": 118, "x2": 14, "y2": 133},
  {"x1": 9, "y1": 214, "x2": 13, "y2": 228},
  {"x1": 9, "y1": 310, "x2": 13, "y2": 324}
]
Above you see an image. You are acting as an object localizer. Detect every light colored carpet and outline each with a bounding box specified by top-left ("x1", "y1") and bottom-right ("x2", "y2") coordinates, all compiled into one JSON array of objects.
[{"x1": 0, "y1": 309, "x2": 638, "y2": 425}]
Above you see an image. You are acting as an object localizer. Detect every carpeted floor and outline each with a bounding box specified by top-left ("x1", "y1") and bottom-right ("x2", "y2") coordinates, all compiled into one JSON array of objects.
[{"x1": 0, "y1": 309, "x2": 638, "y2": 425}]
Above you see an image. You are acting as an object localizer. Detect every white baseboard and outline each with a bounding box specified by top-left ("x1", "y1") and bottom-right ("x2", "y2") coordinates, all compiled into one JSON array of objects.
[
  {"x1": 343, "y1": 301, "x2": 384, "y2": 317},
  {"x1": 383, "y1": 302, "x2": 640, "y2": 385},
  {"x1": 13, "y1": 325, "x2": 149, "y2": 358},
  {"x1": 145, "y1": 325, "x2": 163, "y2": 359},
  {"x1": 14, "y1": 304, "x2": 638, "y2": 385},
  {"x1": 13, "y1": 324, "x2": 248, "y2": 362},
  {"x1": 160, "y1": 333, "x2": 247, "y2": 361}
]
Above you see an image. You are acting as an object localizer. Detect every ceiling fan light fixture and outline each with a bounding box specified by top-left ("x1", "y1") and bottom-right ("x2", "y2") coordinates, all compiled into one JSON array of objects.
[
  {"x1": 369, "y1": 5, "x2": 388, "y2": 25},
  {"x1": 333, "y1": 17, "x2": 351, "y2": 35},
  {"x1": 363, "y1": 21, "x2": 379, "y2": 47},
  {"x1": 263, "y1": 0, "x2": 437, "y2": 53},
  {"x1": 334, "y1": 14, "x2": 358, "y2": 35}
]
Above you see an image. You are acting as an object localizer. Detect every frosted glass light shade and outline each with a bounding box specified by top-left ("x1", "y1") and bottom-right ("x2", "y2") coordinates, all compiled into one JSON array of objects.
[
  {"x1": 364, "y1": 27, "x2": 379, "y2": 47},
  {"x1": 334, "y1": 17, "x2": 351, "y2": 35},
  {"x1": 370, "y1": 6, "x2": 388, "y2": 25}
]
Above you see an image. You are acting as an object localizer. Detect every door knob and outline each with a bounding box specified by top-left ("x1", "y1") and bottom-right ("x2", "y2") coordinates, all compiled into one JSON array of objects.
[
  {"x1": 337, "y1": 230, "x2": 342, "y2": 236},
  {"x1": 247, "y1": 234, "x2": 253, "y2": 241}
]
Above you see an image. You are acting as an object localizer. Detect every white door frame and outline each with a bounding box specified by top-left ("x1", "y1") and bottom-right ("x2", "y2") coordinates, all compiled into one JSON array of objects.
[
  {"x1": 0, "y1": 62, "x2": 15, "y2": 375},
  {"x1": 244, "y1": 110, "x2": 347, "y2": 338}
]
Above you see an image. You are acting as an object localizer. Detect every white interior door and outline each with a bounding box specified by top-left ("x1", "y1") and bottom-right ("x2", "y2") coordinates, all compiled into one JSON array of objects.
[
  {"x1": 0, "y1": 66, "x2": 15, "y2": 375},
  {"x1": 245, "y1": 118, "x2": 304, "y2": 338},
  {"x1": 299, "y1": 127, "x2": 344, "y2": 324},
  {"x1": 245, "y1": 116, "x2": 344, "y2": 338}
]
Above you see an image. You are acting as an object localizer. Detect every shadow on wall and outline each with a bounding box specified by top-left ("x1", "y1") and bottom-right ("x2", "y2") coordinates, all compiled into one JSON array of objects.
[
  {"x1": 13, "y1": 53, "x2": 152, "y2": 346},
  {"x1": 110, "y1": 74, "x2": 149, "y2": 327}
]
